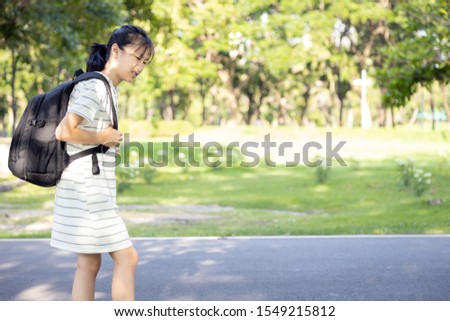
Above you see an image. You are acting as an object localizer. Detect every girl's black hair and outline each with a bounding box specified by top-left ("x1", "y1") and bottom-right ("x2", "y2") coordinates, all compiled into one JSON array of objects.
[{"x1": 87, "y1": 25, "x2": 155, "y2": 72}]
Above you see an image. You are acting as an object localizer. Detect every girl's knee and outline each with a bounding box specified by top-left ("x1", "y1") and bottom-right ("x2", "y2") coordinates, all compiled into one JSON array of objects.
[
  {"x1": 128, "y1": 247, "x2": 139, "y2": 268},
  {"x1": 111, "y1": 247, "x2": 138, "y2": 270},
  {"x1": 76, "y1": 254, "x2": 102, "y2": 275}
]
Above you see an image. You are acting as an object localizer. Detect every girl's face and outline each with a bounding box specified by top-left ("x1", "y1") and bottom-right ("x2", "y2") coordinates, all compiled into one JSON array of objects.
[{"x1": 111, "y1": 43, "x2": 151, "y2": 84}]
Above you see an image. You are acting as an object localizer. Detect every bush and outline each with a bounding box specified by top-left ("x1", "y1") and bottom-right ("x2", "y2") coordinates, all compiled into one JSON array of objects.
[
  {"x1": 397, "y1": 159, "x2": 432, "y2": 197},
  {"x1": 116, "y1": 150, "x2": 157, "y2": 194},
  {"x1": 397, "y1": 158, "x2": 415, "y2": 188},
  {"x1": 412, "y1": 168, "x2": 432, "y2": 197}
]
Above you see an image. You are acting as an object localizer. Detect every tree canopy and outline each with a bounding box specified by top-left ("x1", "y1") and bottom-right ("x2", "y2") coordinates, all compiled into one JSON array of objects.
[{"x1": 0, "y1": 0, "x2": 449, "y2": 133}]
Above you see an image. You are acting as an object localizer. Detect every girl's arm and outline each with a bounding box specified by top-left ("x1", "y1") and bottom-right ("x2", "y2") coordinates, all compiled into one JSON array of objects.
[{"x1": 55, "y1": 112, "x2": 122, "y2": 148}]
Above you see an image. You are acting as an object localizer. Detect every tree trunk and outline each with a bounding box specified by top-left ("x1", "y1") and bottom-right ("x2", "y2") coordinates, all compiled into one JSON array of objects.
[
  {"x1": 338, "y1": 97, "x2": 345, "y2": 127},
  {"x1": 218, "y1": 60, "x2": 240, "y2": 124},
  {"x1": 335, "y1": 68, "x2": 350, "y2": 128},
  {"x1": 299, "y1": 86, "x2": 311, "y2": 126},
  {"x1": 169, "y1": 87, "x2": 176, "y2": 120},
  {"x1": 158, "y1": 100, "x2": 165, "y2": 120},
  {"x1": 390, "y1": 106, "x2": 396, "y2": 128},
  {"x1": 201, "y1": 95, "x2": 207, "y2": 125},
  {"x1": 409, "y1": 108, "x2": 419, "y2": 125},
  {"x1": 430, "y1": 91, "x2": 435, "y2": 131},
  {"x1": 201, "y1": 90, "x2": 207, "y2": 126},
  {"x1": 245, "y1": 91, "x2": 255, "y2": 125},
  {"x1": 277, "y1": 95, "x2": 287, "y2": 126},
  {"x1": 327, "y1": 70, "x2": 336, "y2": 127},
  {"x1": 144, "y1": 101, "x2": 153, "y2": 120},
  {"x1": 210, "y1": 86, "x2": 218, "y2": 125},
  {"x1": 441, "y1": 84, "x2": 450, "y2": 131}
]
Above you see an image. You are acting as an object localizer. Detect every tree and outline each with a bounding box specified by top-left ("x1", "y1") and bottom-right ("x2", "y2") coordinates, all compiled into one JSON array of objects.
[
  {"x1": 327, "y1": 0, "x2": 393, "y2": 128},
  {"x1": 1, "y1": 0, "x2": 447, "y2": 130},
  {"x1": 0, "y1": 0, "x2": 123, "y2": 133},
  {"x1": 376, "y1": 0, "x2": 450, "y2": 123}
]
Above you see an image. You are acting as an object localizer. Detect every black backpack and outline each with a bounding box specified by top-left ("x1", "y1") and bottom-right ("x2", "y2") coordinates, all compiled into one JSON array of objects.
[{"x1": 8, "y1": 70, "x2": 118, "y2": 187}]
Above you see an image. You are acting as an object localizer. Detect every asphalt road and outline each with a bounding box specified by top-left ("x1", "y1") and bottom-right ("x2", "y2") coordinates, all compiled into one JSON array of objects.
[{"x1": 0, "y1": 235, "x2": 449, "y2": 301}]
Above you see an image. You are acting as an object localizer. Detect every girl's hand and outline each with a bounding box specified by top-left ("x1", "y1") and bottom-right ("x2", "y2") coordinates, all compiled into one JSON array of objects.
[{"x1": 101, "y1": 126, "x2": 123, "y2": 148}]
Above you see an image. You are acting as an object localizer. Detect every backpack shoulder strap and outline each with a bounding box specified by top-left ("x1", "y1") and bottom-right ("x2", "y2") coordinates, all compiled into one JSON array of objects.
[
  {"x1": 72, "y1": 71, "x2": 118, "y2": 130},
  {"x1": 68, "y1": 145, "x2": 109, "y2": 175},
  {"x1": 66, "y1": 70, "x2": 118, "y2": 175}
]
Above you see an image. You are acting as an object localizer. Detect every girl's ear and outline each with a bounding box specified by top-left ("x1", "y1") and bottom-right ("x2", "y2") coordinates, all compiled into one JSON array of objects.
[{"x1": 111, "y1": 43, "x2": 120, "y2": 57}]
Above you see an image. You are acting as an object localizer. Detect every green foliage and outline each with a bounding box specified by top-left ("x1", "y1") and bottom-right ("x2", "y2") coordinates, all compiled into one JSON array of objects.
[
  {"x1": 0, "y1": 0, "x2": 449, "y2": 131},
  {"x1": 116, "y1": 166, "x2": 135, "y2": 194},
  {"x1": 116, "y1": 164, "x2": 157, "y2": 194},
  {"x1": 397, "y1": 158, "x2": 415, "y2": 188},
  {"x1": 1, "y1": 0, "x2": 124, "y2": 77},
  {"x1": 397, "y1": 159, "x2": 432, "y2": 197},
  {"x1": 0, "y1": 0, "x2": 126, "y2": 131},
  {"x1": 411, "y1": 168, "x2": 432, "y2": 197},
  {"x1": 315, "y1": 162, "x2": 330, "y2": 184},
  {"x1": 377, "y1": 0, "x2": 450, "y2": 107}
]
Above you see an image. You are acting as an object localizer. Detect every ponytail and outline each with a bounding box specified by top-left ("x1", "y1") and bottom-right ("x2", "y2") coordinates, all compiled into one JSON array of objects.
[{"x1": 86, "y1": 43, "x2": 108, "y2": 72}]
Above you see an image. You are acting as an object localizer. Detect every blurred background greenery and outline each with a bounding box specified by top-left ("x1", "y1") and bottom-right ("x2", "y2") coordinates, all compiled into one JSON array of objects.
[
  {"x1": 0, "y1": 0, "x2": 449, "y2": 237},
  {"x1": 0, "y1": 0, "x2": 448, "y2": 133}
]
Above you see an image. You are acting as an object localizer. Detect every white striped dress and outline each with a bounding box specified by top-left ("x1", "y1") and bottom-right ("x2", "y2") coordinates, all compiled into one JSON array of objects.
[{"x1": 50, "y1": 73, "x2": 132, "y2": 254}]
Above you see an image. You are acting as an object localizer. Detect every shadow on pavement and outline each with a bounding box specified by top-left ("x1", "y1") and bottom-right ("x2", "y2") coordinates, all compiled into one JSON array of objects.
[{"x1": 0, "y1": 236, "x2": 449, "y2": 301}]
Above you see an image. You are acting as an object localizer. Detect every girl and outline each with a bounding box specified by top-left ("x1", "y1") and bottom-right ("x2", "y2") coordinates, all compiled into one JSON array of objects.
[{"x1": 52, "y1": 25, "x2": 155, "y2": 300}]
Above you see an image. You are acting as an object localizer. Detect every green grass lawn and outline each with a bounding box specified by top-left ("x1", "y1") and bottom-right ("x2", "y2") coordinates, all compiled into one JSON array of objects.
[
  {"x1": 1, "y1": 126, "x2": 449, "y2": 237},
  {"x1": 117, "y1": 160, "x2": 449, "y2": 236}
]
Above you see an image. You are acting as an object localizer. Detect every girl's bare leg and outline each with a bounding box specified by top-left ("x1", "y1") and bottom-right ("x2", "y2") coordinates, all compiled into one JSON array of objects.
[
  {"x1": 109, "y1": 247, "x2": 138, "y2": 301},
  {"x1": 72, "y1": 253, "x2": 102, "y2": 301}
]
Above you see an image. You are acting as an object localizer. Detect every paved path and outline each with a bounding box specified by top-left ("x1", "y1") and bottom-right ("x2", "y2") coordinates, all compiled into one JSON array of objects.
[{"x1": 0, "y1": 236, "x2": 449, "y2": 301}]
